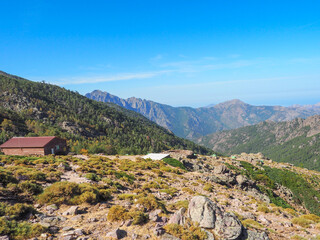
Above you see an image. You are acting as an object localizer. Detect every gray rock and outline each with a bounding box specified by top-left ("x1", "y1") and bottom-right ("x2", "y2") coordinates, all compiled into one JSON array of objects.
[
  {"x1": 0, "y1": 236, "x2": 9, "y2": 240},
  {"x1": 168, "y1": 207, "x2": 186, "y2": 225},
  {"x1": 49, "y1": 226, "x2": 60, "y2": 233},
  {"x1": 188, "y1": 196, "x2": 221, "y2": 229},
  {"x1": 160, "y1": 233, "x2": 181, "y2": 240},
  {"x1": 149, "y1": 209, "x2": 162, "y2": 222},
  {"x1": 39, "y1": 215, "x2": 62, "y2": 227},
  {"x1": 215, "y1": 213, "x2": 243, "y2": 240},
  {"x1": 132, "y1": 233, "x2": 138, "y2": 240},
  {"x1": 46, "y1": 204, "x2": 58, "y2": 214},
  {"x1": 243, "y1": 230, "x2": 269, "y2": 240},
  {"x1": 62, "y1": 206, "x2": 80, "y2": 216},
  {"x1": 62, "y1": 226, "x2": 74, "y2": 231},
  {"x1": 106, "y1": 228, "x2": 127, "y2": 239},
  {"x1": 242, "y1": 212, "x2": 256, "y2": 220},
  {"x1": 214, "y1": 165, "x2": 228, "y2": 174},
  {"x1": 154, "y1": 227, "x2": 165, "y2": 236}
]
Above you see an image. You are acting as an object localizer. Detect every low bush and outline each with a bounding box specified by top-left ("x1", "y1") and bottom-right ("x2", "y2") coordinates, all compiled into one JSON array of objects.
[
  {"x1": 182, "y1": 187, "x2": 195, "y2": 195},
  {"x1": 203, "y1": 184, "x2": 214, "y2": 192},
  {"x1": 0, "y1": 217, "x2": 46, "y2": 240},
  {"x1": 18, "y1": 181, "x2": 43, "y2": 195},
  {"x1": 164, "y1": 223, "x2": 207, "y2": 240},
  {"x1": 292, "y1": 217, "x2": 314, "y2": 228},
  {"x1": 242, "y1": 219, "x2": 264, "y2": 229},
  {"x1": 0, "y1": 167, "x2": 18, "y2": 186},
  {"x1": 257, "y1": 205, "x2": 270, "y2": 213},
  {"x1": 136, "y1": 194, "x2": 166, "y2": 212},
  {"x1": 107, "y1": 205, "x2": 127, "y2": 222},
  {"x1": 168, "y1": 200, "x2": 189, "y2": 211},
  {"x1": 163, "y1": 158, "x2": 187, "y2": 170},
  {"x1": 127, "y1": 210, "x2": 149, "y2": 225},
  {"x1": 85, "y1": 173, "x2": 100, "y2": 182},
  {"x1": 0, "y1": 203, "x2": 35, "y2": 220},
  {"x1": 38, "y1": 182, "x2": 110, "y2": 205},
  {"x1": 107, "y1": 206, "x2": 149, "y2": 225}
]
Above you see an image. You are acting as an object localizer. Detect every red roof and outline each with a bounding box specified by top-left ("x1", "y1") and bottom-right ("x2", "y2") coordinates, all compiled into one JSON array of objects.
[{"x1": 0, "y1": 136, "x2": 58, "y2": 148}]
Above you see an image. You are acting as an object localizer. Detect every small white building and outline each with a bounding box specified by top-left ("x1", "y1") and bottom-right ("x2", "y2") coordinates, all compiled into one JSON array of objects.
[{"x1": 142, "y1": 153, "x2": 170, "y2": 160}]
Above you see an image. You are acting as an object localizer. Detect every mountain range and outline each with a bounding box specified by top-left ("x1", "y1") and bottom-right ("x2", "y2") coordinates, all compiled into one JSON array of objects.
[
  {"x1": 86, "y1": 90, "x2": 320, "y2": 139},
  {"x1": 197, "y1": 115, "x2": 320, "y2": 170},
  {"x1": 0, "y1": 71, "x2": 212, "y2": 155}
]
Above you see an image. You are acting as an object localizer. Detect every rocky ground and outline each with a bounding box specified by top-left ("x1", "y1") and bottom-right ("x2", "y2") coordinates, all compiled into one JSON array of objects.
[{"x1": 1, "y1": 152, "x2": 320, "y2": 240}]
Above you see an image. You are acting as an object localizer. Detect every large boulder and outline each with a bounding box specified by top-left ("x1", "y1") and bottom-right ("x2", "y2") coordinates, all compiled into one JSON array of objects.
[
  {"x1": 215, "y1": 213, "x2": 243, "y2": 240},
  {"x1": 188, "y1": 196, "x2": 221, "y2": 229}
]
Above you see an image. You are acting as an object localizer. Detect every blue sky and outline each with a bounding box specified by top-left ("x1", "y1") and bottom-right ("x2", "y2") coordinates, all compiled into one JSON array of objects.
[{"x1": 0, "y1": 1, "x2": 320, "y2": 107}]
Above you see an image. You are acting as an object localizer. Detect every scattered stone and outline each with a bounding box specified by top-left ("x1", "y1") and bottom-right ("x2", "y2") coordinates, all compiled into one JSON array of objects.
[
  {"x1": 87, "y1": 218, "x2": 98, "y2": 223},
  {"x1": 160, "y1": 233, "x2": 181, "y2": 240},
  {"x1": 62, "y1": 226, "x2": 74, "y2": 231},
  {"x1": 149, "y1": 209, "x2": 162, "y2": 222},
  {"x1": 70, "y1": 215, "x2": 83, "y2": 221},
  {"x1": 106, "y1": 228, "x2": 127, "y2": 239},
  {"x1": 132, "y1": 233, "x2": 138, "y2": 240},
  {"x1": 168, "y1": 207, "x2": 186, "y2": 225},
  {"x1": 49, "y1": 226, "x2": 60, "y2": 234},
  {"x1": 188, "y1": 196, "x2": 221, "y2": 228},
  {"x1": 243, "y1": 230, "x2": 270, "y2": 240},
  {"x1": 0, "y1": 236, "x2": 9, "y2": 240},
  {"x1": 215, "y1": 212, "x2": 243, "y2": 240},
  {"x1": 258, "y1": 216, "x2": 271, "y2": 226},
  {"x1": 242, "y1": 212, "x2": 256, "y2": 220},
  {"x1": 214, "y1": 165, "x2": 228, "y2": 175},
  {"x1": 144, "y1": 234, "x2": 151, "y2": 239},
  {"x1": 62, "y1": 206, "x2": 80, "y2": 216},
  {"x1": 46, "y1": 204, "x2": 58, "y2": 214}
]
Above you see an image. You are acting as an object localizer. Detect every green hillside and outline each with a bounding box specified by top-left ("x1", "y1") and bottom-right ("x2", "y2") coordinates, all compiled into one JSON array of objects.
[
  {"x1": 197, "y1": 117, "x2": 320, "y2": 170},
  {"x1": 0, "y1": 71, "x2": 213, "y2": 155}
]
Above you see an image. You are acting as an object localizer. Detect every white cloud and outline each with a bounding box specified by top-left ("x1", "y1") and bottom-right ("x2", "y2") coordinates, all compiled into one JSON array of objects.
[{"x1": 53, "y1": 70, "x2": 173, "y2": 85}]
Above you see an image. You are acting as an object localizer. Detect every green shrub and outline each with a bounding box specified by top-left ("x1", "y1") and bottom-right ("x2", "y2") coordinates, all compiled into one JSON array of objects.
[
  {"x1": 0, "y1": 217, "x2": 46, "y2": 240},
  {"x1": 168, "y1": 200, "x2": 189, "y2": 211},
  {"x1": 163, "y1": 158, "x2": 187, "y2": 170},
  {"x1": 38, "y1": 182, "x2": 109, "y2": 205},
  {"x1": 128, "y1": 210, "x2": 149, "y2": 225},
  {"x1": 242, "y1": 219, "x2": 264, "y2": 229},
  {"x1": 118, "y1": 193, "x2": 138, "y2": 201},
  {"x1": 0, "y1": 203, "x2": 35, "y2": 220},
  {"x1": 85, "y1": 173, "x2": 100, "y2": 181},
  {"x1": 0, "y1": 167, "x2": 18, "y2": 186},
  {"x1": 292, "y1": 217, "x2": 314, "y2": 228},
  {"x1": 164, "y1": 223, "x2": 207, "y2": 240},
  {"x1": 203, "y1": 184, "x2": 214, "y2": 192},
  {"x1": 18, "y1": 181, "x2": 43, "y2": 195},
  {"x1": 182, "y1": 187, "x2": 195, "y2": 195},
  {"x1": 107, "y1": 205, "x2": 128, "y2": 222},
  {"x1": 136, "y1": 194, "x2": 166, "y2": 212},
  {"x1": 257, "y1": 205, "x2": 270, "y2": 213}
]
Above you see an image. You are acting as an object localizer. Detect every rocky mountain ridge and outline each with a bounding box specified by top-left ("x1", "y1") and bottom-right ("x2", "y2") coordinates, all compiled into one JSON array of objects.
[
  {"x1": 86, "y1": 90, "x2": 320, "y2": 140},
  {"x1": 197, "y1": 115, "x2": 320, "y2": 170}
]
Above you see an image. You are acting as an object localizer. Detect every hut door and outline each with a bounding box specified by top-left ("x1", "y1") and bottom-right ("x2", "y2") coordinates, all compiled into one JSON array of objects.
[{"x1": 51, "y1": 148, "x2": 54, "y2": 154}]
